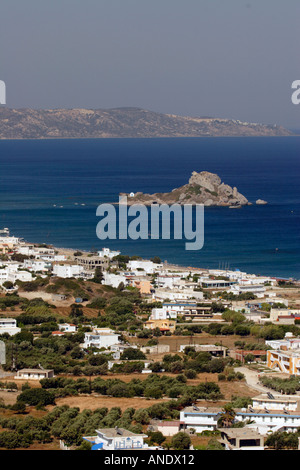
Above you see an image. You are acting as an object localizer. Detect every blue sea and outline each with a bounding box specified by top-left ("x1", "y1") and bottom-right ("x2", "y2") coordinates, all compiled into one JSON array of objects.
[{"x1": 0, "y1": 137, "x2": 299, "y2": 279}]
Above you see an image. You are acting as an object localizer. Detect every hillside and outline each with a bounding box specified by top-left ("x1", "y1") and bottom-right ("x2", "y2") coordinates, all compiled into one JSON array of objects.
[{"x1": 0, "y1": 107, "x2": 293, "y2": 139}]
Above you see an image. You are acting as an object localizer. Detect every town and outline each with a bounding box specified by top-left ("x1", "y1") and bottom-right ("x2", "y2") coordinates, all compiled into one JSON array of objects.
[{"x1": 0, "y1": 227, "x2": 300, "y2": 451}]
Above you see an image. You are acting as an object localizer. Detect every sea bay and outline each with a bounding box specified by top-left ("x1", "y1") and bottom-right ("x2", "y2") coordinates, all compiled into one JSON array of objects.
[{"x1": 0, "y1": 136, "x2": 299, "y2": 278}]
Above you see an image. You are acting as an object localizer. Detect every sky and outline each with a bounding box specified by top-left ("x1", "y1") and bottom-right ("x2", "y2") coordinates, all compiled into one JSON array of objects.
[{"x1": 1, "y1": 0, "x2": 300, "y2": 129}]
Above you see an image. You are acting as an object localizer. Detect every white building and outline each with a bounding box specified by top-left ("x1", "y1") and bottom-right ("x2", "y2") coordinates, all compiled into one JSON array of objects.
[
  {"x1": 156, "y1": 275, "x2": 183, "y2": 290},
  {"x1": 230, "y1": 284, "x2": 266, "y2": 297},
  {"x1": 162, "y1": 302, "x2": 198, "y2": 319},
  {"x1": 0, "y1": 318, "x2": 21, "y2": 336},
  {"x1": 266, "y1": 333, "x2": 300, "y2": 351},
  {"x1": 24, "y1": 259, "x2": 51, "y2": 272},
  {"x1": 252, "y1": 394, "x2": 300, "y2": 412},
  {"x1": 83, "y1": 428, "x2": 151, "y2": 450},
  {"x1": 58, "y1": 323, "x2": 77, "y2": 333},
  {"x1": 180, "y1": 405, "x2": 300, "y2": 435},
  {"x1": 153, "y1": 289, "x2": 203, "y2": 302},
  {"x1": 102, "y1": 272, "x2": 129, "y2": 289},
  {"x1": 14, "y1": 368, "x2": 55, "y2": 380},
  {"x1": 180, "y1": 406, "x2": 222, "y2": 433},
  {"x1": 107, "y1": 359, "x2": 153, "y2": 371},
  {"x1": 53, "y1": 264, "x2": 83, "y2": 279},
  {"x1": 98, "y1": 248, "x2": 121, "y2": 259},
  {"x1": 81, "y1": 328, "x2": 120, "y2": 349},
  {"x1": 0, "y1": 234, "x2": 21, "y2": 249},
  {"x1": 0, "y1": 265, "x2": 33, "y2": 286},
  {"x1": 127, "y1": 260, "x2": 162, "y2": 274},
  {"x1": 199, "y1": 278, "x2": 236, "y2": 289},
  {"x1": 15, "y1": 244, "x2": 36, "y2": 256},
  {"x1": 150, "y1": 307, "x2": 169, "y2": 320}
]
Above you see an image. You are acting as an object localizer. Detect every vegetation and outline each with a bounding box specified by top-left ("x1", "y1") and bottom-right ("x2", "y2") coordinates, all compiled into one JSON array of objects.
[
  {"x1": 259, "y1": 376, "x2": 300, "y2": 395},
  {"x1": 40, "y1": 374, "x2": 223, "y2": 401}
]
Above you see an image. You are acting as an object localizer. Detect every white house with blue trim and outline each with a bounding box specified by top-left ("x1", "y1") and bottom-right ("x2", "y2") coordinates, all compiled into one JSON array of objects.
[
  {"x1": 83, "y1": 427, "x2": 150, "y2": 450},
  {"x1": 180, "y1": 405, "x2": 300, "y2": 435}
]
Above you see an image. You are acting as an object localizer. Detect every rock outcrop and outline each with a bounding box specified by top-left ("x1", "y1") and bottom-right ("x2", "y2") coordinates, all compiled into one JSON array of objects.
[
  {"x1": 120, "y1": 171, "x2": 250, "y2": 207},
  {"x1": 256, "y1": 199, "x2": 268, "y2": 205}
]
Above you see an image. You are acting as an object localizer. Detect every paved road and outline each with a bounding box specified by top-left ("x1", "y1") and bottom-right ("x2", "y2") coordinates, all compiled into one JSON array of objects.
[{"x1": 234, "y1": 366, "x2": 276, "y2": 394}]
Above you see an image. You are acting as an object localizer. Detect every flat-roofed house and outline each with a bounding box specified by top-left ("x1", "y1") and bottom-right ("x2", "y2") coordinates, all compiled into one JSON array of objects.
[
  {"x1": 58, "y1": 323, "x2": 77, "y2": 333},
  {"x1": 252, "y1": 394, "x2": 300, "y2": 412},
  {"x1": 14, "y1": 368, "x2": 55, "y2": 380},
  {"x1": 266, "y1": 349, "x2": 300, "y2": 375},
  {"x1": 81, "y1": 328, "x2": 120, "y2": 349},
  {"x1": 0, "y1": 318, "x2": 21, "y2": 336},
  {"x1": 83, "y1": 428, "x2": 149, "y2": 450},
  {"x1": 144, "y1": 318, "x2": 176, "y2": 334},
  {"x1": 218, "y1": 428, "x2": 264, "y2": 450},
  {"x1": 180, "y1": 405, "x2": 300, "y2": 435}
]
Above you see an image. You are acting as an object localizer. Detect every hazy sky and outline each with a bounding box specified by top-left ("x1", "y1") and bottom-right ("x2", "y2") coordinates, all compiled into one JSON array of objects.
[{"x1": 1, "y1": 0, "x2": 300, "y2": 128}]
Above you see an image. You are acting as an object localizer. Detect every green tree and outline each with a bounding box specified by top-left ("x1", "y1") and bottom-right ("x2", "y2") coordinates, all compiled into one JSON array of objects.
[
  {"x1": 171, "y1": 432, "x2": 191, "y2": 450},
  {"x1": 17, "y1": 388, "x2": 56, "y2": 407},
  {"x1": 217, "y1": 404, "x2": 236, "y2": 428},
  {"x1": 148, "y1": 431, "x2": 166, "y2": 446}
]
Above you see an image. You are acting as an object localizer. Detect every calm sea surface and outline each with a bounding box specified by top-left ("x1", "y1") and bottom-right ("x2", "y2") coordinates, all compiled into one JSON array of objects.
[{"x1": 0, "y1": 137, "x2": 299, "y2": 278}]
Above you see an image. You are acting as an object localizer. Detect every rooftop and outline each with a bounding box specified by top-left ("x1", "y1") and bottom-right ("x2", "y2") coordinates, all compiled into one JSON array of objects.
[
  {"x1": 97, "y1": 428, "x2": 147, "y2": 438},
  {"x1": 16, "y1": 368, "x2": 54, "y2": 373},
  {"x1": 183, "y1": 405, "x2": 300, "y2": 417},
  {"x1": 219, "y1": 428, "x2": 262, "y2": 439}
]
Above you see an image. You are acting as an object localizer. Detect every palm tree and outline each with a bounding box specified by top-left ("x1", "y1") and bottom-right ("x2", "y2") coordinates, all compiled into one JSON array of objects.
[{"x1": 217, "y1": 404, "x2": 236, "y2": 428}]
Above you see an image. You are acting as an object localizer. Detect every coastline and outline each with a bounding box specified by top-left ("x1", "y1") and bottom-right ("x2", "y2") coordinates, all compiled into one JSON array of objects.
[
  {"x1": 28, "y1": 239, "x2": 299, "y2": 282},
  {"x1": 0, "y1": 134, "x2": 298, "y2": 141}
]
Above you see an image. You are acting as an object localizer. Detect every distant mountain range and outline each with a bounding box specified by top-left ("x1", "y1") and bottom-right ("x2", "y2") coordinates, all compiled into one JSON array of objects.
[{"x1": 0, "y1": 107, "x2": 294, "y2": 139}]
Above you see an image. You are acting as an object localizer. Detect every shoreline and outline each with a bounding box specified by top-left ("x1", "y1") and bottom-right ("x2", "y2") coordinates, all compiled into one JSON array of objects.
[
  {"x1": 0, "y1": 135, "x2": 298, "y2": 142},
  {"x1": 24, "y1": 238, "x2": 299, "y2": 282}
]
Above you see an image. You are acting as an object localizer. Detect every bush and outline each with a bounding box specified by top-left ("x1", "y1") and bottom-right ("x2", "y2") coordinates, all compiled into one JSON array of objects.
[
  {"x1": 148, "y1": 431, "x2": 165, "y2": 445},
  {"x1": 144, "y1": 386, "x2": 163, "y2": 399},
  {"x1": 17, "y1": 388, "x2": 56, "y2": 407},
  {"x1": 171, "y1": 432, "x2": 191, "y2": 450},
  {"x1": 185, "y1": 369, "x2": 197, "y2": 379}
]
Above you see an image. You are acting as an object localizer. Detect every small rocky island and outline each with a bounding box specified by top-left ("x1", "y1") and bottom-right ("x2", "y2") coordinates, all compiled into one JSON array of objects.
[{"x1": 120, "y1": 171, "x2": 254, "y2": 207}]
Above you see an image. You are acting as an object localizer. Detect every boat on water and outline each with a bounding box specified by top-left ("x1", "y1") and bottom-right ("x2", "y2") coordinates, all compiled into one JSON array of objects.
[{"x1": 229, "y1": 205, "x2": 242, "y2": 209}]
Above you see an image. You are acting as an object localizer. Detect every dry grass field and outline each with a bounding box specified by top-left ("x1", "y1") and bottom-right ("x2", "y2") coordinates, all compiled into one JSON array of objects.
[{"x1": 127, "y1": 332, "x2": 262, "y2": 356}]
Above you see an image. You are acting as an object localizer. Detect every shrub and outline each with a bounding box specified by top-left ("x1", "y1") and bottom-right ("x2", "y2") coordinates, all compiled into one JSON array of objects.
[{"x1": 17, "y1": 388, "x2": 56, "y2": 406}]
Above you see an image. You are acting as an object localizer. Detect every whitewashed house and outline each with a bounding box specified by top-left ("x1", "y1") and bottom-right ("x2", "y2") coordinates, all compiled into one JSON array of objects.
[
  {"x1": 153, "y1": 288, "x2": 203, "y2": 302},
  {"x1": 14, "y1": 368, "x2": 55, "y2": 380},
  {"x1": 0, "y1": 265, "x2": 33, "y2": 286},
  {"x1": 98, "y1": 248, "x2": 121, "y2": 259},
  {"x1": 180, "y1": 405, "x2": 300, "y2": 435},
  {"x1": 230, "y1": 284, "x2": 266, "y2": 297},
  {"x1": 58, "y1": 323, "x2": 77, "y2": 333},
  {"x1": 102, "y1": 272, "x2": 129, "y2": 288},
  {"x1": 53, "y1": 264, "x2": 83, "y2": 279},
  {"x1": 81, "y1": 328, "x2": 120, "y2": 349},
  {"x1": 83, "y1": 428, "x2": 150, "y2": 450},
  {"x1": 127, "y1": 260, "x2": 162, "y2": 274},
  {"x1": 24, "y1": 259, "x2": 51, "y2": 272},
  {"x1": 0, "y1": 318, "x2": 21, "y2": 336}
]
